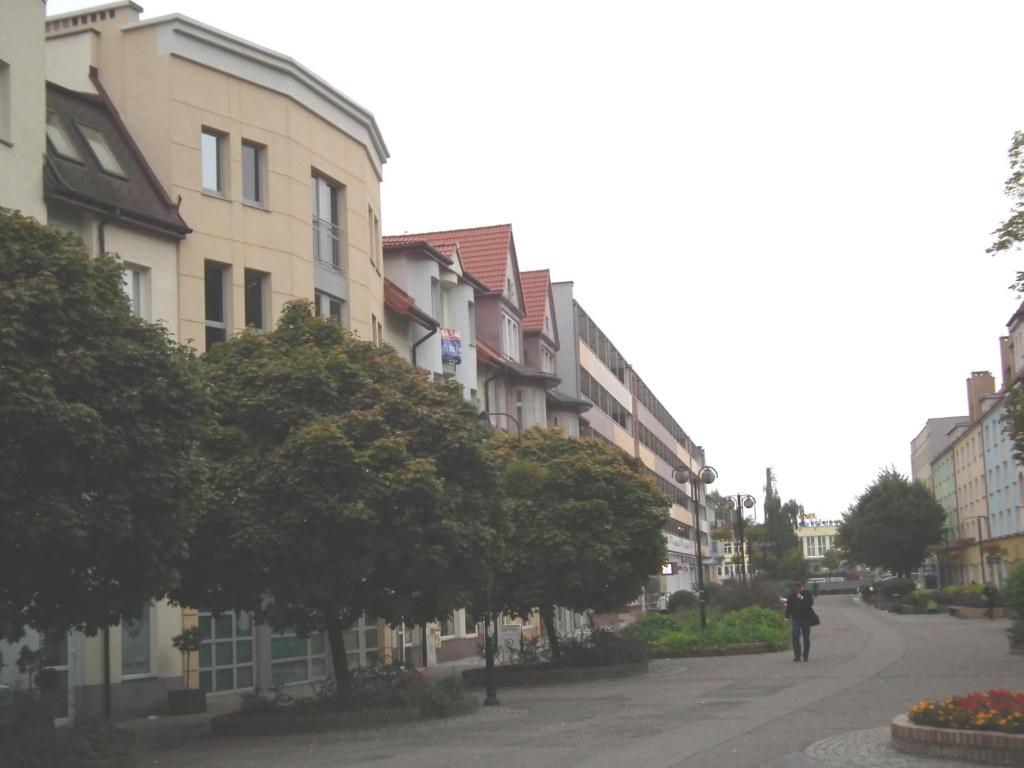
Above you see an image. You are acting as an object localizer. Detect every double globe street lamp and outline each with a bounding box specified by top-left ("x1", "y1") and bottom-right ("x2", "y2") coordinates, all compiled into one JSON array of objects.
[
  {"x1": 732, "y1": 494, "x2": 757, "y2": 584},
  {"x1": 672, "y1": 464, "x2": 717, "y2": 630}
]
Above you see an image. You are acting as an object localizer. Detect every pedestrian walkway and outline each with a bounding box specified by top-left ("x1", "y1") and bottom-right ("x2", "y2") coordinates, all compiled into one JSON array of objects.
[{"x1": 131, "y1": 597, "x2": 1020, "y2": 767}]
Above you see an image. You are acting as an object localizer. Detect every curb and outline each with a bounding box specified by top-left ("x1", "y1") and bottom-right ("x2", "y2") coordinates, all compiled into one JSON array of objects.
[
  {"x1": 890, "y1": 713, "x2": 1024, "y2": 766},
  {"x1": 461, "y1": 661, "x2": 647, "y2": 688},
  {"x1": 647, "y1": 641, "x2": 778, "y2": 659}
]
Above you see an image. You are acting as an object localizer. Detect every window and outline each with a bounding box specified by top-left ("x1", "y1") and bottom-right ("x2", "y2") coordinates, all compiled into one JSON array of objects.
[
  {"x1": 271, "y1": 630, "x2": 326, "y2": 686},
  {"x1": 542, "y1": 347, "x2": 555, "y2": 373},
  {"x1": 244, "y1": 269, "x2": 268, "y2": 330},
  {"x1": 46, "y1": 112, "x2": 80, "y2": 160},
  {"x1": 198, "y1": 611, "x2": 253, "y2": 693},
  {"x1": 122, "y1": 264, "x2": 148, "y2": 319},
  {"x1": 0, "y1": 60, "x2": 9, "y2": 144},
  {"x1": 121, "y1": 604, "x2": 151, "y2": 677},
  {"x1": 315, "y1": 289, "x2": 343, "y2": 326},
  {"x1": 431, "y1": 277, "x2": 441, "y2": 321},
  {"x1": 467, "y1": 302, "x2": 475, "y2": 345},
  {"x1": 516, "y1": 389, "x2": 524, "y2": 429},
  {"x1": 312, "y1": 174, "x2": 344, "y2": 269},
  {"x1": 78, "y1": 123, "x2": 125, "y2": 176},
  {"x1": 368, "y1": 206, "x2": 380, "y2": 270},
  {"x1": 241, "y1": 140, "x2": 265, "y2": 205},
  {"x1": 507, "y1": 276, "x2": 514, "y2": 295},
  {"x1": 201, "y1": 129, "x2": 226, "y2": 193},
  {"x1": 204, "y1": 261, "x2": 228, "y2": 349},
  {"x1": 502, "y1": 313, "x2": 519, "y2": 361},
  {"x1": 342, "y1": 615, "x2": 379, "y2": 668}
]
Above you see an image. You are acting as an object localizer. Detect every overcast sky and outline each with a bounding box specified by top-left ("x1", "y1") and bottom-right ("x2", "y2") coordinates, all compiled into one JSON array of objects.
[{"x1": 47, "y1": 0, "x2": 1024, "y2": 519}]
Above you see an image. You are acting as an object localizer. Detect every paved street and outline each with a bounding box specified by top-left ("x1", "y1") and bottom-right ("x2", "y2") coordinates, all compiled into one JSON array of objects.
[{"x1": 134, "y1": 597, "x2": 1023, "y2": 767}]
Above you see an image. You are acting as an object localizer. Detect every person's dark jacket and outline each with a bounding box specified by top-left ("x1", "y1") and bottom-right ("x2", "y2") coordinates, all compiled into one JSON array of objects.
[{"x1": 785, "y1": 590, "x2": 815, "y2": 625}]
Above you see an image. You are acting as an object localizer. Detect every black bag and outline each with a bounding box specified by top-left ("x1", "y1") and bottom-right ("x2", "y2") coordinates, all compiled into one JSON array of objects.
[{"x1": 809, "y1": 609, "x2": 821, "y2": 627}]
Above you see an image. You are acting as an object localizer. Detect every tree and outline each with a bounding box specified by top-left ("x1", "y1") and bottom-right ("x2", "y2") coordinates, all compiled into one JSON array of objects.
[
  {"x1": 761, "y1": 469, "x2": 801, "y2": 566},
  {"x1": 776, "y1": 548, "x2": 810, "y2": 583},
  {"x1": 0, "y1": 208, "x2": 203, "y2": 641},
  {"x1": 837, "y1": 469, "x2": 945, "y2": 579},
  {"x1": 176, "y1": 301, "x2": 497, "y2": 699},
  {"x1": 486, "y1": 429, "x2": 669, "y2": 659},
  {"x1": 706, "y1": 490, "x2": 736, "y2": 529},
  {"x1": 820, "y1": 549, "x2": 841, "y2": 572}
]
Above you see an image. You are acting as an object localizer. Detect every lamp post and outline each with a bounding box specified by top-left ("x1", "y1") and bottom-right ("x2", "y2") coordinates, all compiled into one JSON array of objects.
[
  {"x1": 733, "y1": 494, "x2": 756, "y2": 583},
  {"x1": 672, "y1": 464, "x2": 717, "y2": 630},
  {"x1": 475, "y1": 411, "x2": 521, "y2": 706}
]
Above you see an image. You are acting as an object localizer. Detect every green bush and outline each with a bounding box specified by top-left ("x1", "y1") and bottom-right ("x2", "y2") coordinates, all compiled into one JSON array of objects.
[
  {"x1": 0, "y1": 725, "x2": 134, "y2": 768},
  {"x1": 709, "y1": 579, "x2": 789, "y2": 613},
  {"x1": 1005, "y1": 561, "x2": 1024, "y2": 619},
  {"x1": 668, "y1": 590, "x2": 697, "y2": 611},
  {"x1": 876, "y1": 578, "x2": 916, "y2": 600},
  {"x1": 560, "y1": 628, "x2": 646, "y2": 667},
  {"x1": 623, "y1": 613, "x2": 682, "y2": 643},
  {"x1": 636, "y1": 606, "x2": 789, "y2": 655}
]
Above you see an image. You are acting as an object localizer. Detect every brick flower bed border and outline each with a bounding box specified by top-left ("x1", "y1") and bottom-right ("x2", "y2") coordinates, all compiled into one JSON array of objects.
[
  {"x1": 647, "y1": 641, "x2": 778, "y2": 659},
  {"x1": 461, "y1": 660, "x2": 647, "y2": 688},
  {"x1": 891, "y1": 714, "x2": 1024, "y2": 765},
  {"x1": 211, "y1": 697, "x2": 479, "y2": 736}
]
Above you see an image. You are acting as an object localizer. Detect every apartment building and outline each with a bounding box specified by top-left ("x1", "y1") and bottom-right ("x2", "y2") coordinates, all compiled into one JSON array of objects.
[
  {"x1": 910, "y1": 416, "x2": 968, "y2": 492},
  {"x1": 0, "y1": 0, "x2": 47, "y2": 221},
  {"x1": 45, "y1": 2, "x2": 389, "y2": 348},
  {"x1": 551, "y1": 281, "x2": 709, "y2": 594}
]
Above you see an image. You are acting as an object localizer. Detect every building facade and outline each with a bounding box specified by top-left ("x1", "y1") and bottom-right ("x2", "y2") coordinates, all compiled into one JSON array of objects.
[
  {"x1": 45, "y1": 2, "x2": 389, "y2": 348},
  {"x1": 911, "y1": 416, "x2": 968, "y2": 492}
]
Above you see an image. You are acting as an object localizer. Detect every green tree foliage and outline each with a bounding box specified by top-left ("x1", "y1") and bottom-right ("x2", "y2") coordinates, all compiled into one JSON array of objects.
[
  {"x1": 705, "y1": 490, "x2": 736, "y2": 528},
  {"x1": 776, "y1": 548, "x2": 810, "y2": 583},
  {"x1": 820, "y1": 549, "x2": 841, "y2": 572},
  {"x1": 987, "y1": 130, "x2": 1024, "y2": 289},
  {"x1": 837, "y1": 469, "x2": 945, "y2": 579},
  {"x1": 177, "y1": 301, "x2": 496, "y2": 698},
  {"x1": 486, "y1": 429, "x2": 669, "y2": 659},
  {"x1": 0, "y1": 208, "x2": 203, "y2": 641}
]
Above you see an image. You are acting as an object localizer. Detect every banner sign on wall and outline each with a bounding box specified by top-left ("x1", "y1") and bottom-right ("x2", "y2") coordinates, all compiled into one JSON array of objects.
[{"x1": 441, "y1": 328, "x2": 462, "y2": 365}]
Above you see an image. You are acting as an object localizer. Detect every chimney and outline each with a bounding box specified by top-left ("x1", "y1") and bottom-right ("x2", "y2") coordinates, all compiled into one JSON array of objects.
[
  {"x1": 966, "y1": 371, "x2": 996, "y2": 423},
  {"x1": 1000, "y1": 336, "x2": 1014, "y2": 391}
]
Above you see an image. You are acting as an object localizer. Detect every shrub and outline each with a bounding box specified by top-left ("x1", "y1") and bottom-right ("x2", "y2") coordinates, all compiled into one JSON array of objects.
[
  {"x1": 559, "y1": 628, "x2": 646, "y2": 667},
  {"x1": 1005, "y1": 561, "x2": 1024, "y2": 619},
  {"x1": 701, "y1": 582, "x2": 723, "y2": 606},
  {"x1": 668, "y1": 590, "x2": 697, "y2": 611},
  {"x1": 642, "y1": 606, "x2": 788, "y2": 655},
  {"x1": 909, "y1": 690, "x2": 1024, "y2": 734},
  {"x1": 623, "y1": 613, "x2": 682, "y2": 643},
  {"x1": 710, "y1": 579, "x2": 788, "y2": 613},
  {"x1": 876, "y1": 578, "x2": 916, "y2": 600}
]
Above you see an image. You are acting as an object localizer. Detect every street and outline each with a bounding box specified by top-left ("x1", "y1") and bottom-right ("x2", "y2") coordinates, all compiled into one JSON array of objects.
[{"x1": 133, "y1": 596, "x2": 1023, "y2": 767}]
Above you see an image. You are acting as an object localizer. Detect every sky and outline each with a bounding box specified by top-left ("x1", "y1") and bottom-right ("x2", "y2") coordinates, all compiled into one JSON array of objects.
[{"x1": 46, "y1": 0, "x2": 1024, "y2": 519}]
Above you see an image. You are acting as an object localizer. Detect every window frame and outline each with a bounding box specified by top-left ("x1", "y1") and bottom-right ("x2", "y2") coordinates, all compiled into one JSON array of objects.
[
  {"x1": 45, "y1": 111, "x2": 82, "y2": 161},
  {"x1": 241, "y1": 139, "x2": 266, "y2": 207},
  {"x1": 314, "y1": 289, "x2": 344, "y2": 327},
  {"x1": 243, "y1": 268, "x2": 269, "y2": 331},
  {"x1": 201, "y1": 128, "x2": 227, "y2": 196},
  {"x1": 204, "y1": 261, "x2": 229, "y2": 350},
  {"x1": 122, "y1": 262, "x2": 149, "y2": 320},
  {"x1": 120, "y1": 603, "x2": 154, "y2": 679},
  {"x1": 270, "y1": 629, "x2": 327, "y2": 687},
  {"x1": 76, "y1": 120, "x2": 127, "y2": 178},
  {"x1": 311, "y1": 173, "x2": 345, "y2": 270}
]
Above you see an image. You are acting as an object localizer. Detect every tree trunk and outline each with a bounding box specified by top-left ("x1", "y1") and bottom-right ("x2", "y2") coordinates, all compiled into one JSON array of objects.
[
  {"x1": 540, "y1": 604, "x2": 561, "y2": 661},
  {"x1": 324, "y1": 610, "x2": 352, "y2": 705}
]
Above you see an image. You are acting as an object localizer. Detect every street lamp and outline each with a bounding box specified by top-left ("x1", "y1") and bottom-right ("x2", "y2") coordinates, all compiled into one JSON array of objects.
[
  {"x1": 475, "y1": 410, "x2": 522, "y2": 706},
  {"x1": 672, "y1": 464, "x2": 717, "y2": 630},
  {"x1": 732, "y1": 494, "x2": 756, "y2": 584}
]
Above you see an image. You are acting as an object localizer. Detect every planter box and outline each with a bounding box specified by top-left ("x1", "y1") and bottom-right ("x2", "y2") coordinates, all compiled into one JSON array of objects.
[
  {"x1": 167, "y1": 688, "x2": 206, "y2": 715},
  {"x1": 461, "y1": 660, "x2": 647, "y2": 688},
  {"x1": 891, "y1": 714, "x2": 1024, "y2": 765},
  {"x1": 948, "y1": 606, "x2": 1005, "y2": 620}
]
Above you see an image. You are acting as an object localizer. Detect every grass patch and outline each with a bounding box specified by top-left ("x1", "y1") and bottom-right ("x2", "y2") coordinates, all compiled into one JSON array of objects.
[{"x1": 624, "y1": 606, "x2": 789, "y2": 655}]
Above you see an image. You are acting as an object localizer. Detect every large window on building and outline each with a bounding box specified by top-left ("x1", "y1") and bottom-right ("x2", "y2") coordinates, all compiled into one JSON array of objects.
[
  {"x1": 204, "y1": 261, "x2": 229, "y2": 349},
  {"x1": 122, "y1": 263, "x2": 148, "y2": 320},
  {"x1": 121, "y1": 604, "x2": 152, "y2": 677},
  {"x1": 312, "y1": 174, "x2": 344, "y2": 269},
  {"x1": 78, "y1": 122, "x2": 125, "y2": 177},
  {"x1": 342, "y1": 615, "x2": 379, "y2": 669},
  {"x1": 271, "y1": 630, "x2": 326, "y2": 686},
  {"x1": 502, "y1": 313, "x2": 520, "y2": 361},
  {"x1": 315, "y1": 289, "x2": 344, "y2": 327},
  {"x1": 244, "y1": 268, "x2": 268, "y2": 331},
  {"x1": 201, "y1": 129, "x2": 226, "y2": 194},
  {"x1": 198, "y1": 611, "x2": 253, "y2": 693},
  {"x1": 241, "y1": 140, "x2": 266, "y2": 205},
  {"x1": 579, "y1": 368, "x2": 631, "y2": 431},
  {"x1": 45, "y1": 111, "x2": 80, "y2": 159}
]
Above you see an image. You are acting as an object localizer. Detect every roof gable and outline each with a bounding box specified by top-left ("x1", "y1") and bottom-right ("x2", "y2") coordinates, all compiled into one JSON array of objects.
[
  {"x1": 520, "y1": 269, "x2": 558, "y2": 347},
  {"x1": 43, "y1": 79, "x2": 189, "y2": 238},
  {"x1": 387, "y1": 224, "x2": 524, "y2": 310}
]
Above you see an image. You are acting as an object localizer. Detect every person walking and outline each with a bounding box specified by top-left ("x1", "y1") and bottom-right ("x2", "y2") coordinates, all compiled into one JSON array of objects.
[{"x1": 785, "y1": 580, "x2": 816, "y2": 662}]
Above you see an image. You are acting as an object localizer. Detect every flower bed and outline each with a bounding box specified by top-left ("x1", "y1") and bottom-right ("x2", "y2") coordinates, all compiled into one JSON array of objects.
[
  {"x1": 892, "y1": 714, "x2": 1024, "y2": 765},
  {"x1": 909, "y1": 691, "x2": 1024, "y2": 735}
]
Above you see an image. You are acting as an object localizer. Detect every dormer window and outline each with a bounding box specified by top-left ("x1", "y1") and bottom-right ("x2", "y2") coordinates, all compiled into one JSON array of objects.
[
  {"x1": 502, "y1": 312, "x2": 520, "y2": 362},
  {"x1": 46, "y1": 112, "x2": 80, "y2": 160},
  {"x1": 77, "y1": 122, "x2": 126, "y2": 177},
  {"x1": 507, "y1": 276, "x2": 513, "y2": 295}
]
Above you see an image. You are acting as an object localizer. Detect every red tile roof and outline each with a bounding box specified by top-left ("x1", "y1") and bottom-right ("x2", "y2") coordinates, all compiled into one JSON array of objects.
[
  {"x1": 387, "y1": 224, "x2": 513, "y2": 293},
  {"x1": 384, "y1": 278, "x2": 436, "y2": 330},
  {"x1": 381, "y1": 236, "x2": 453, "y2": 266},
  {"x1": 520, "y1": 269, "x2": 550, "y2": 333}
]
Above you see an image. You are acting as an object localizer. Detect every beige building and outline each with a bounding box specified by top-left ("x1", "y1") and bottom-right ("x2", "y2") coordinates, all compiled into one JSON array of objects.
[
  {"x1": 45, "y1": 2, "x2": 389, "y2": 349},
  {"x1": 0, "y1": 0, "x2": 47, "y2": 221}
]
